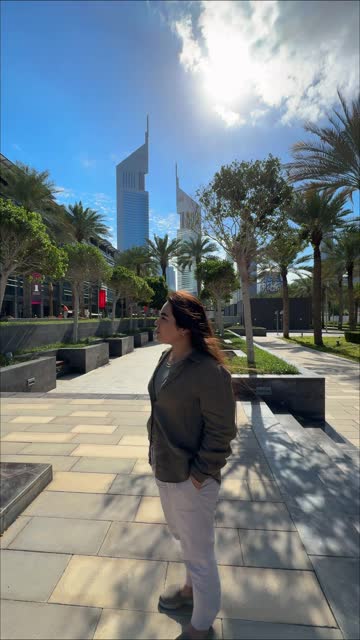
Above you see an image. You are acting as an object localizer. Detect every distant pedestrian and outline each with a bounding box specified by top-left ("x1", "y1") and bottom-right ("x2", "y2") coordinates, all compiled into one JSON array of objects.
[
  {"x1": 148, "y1": 291, "x2": 236, "y2": 640},
  {"x1": 62, "y1": 304, "x2": 69, "y2": 318}
]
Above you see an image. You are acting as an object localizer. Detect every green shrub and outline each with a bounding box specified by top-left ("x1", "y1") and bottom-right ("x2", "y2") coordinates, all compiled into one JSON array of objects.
[{"x1": 344, "y1": 331, "x2": 360, "y2": 344}]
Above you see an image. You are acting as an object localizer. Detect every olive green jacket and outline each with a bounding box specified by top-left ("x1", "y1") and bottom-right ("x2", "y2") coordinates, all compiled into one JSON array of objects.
[{"x1": 147, "y1": 348, "x2": 237, "y2": 484}]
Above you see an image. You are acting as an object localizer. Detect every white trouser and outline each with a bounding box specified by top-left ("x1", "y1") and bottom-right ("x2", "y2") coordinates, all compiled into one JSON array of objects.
[{"x1": 156, "y1": 476, "x2": 221, "y2": 630}]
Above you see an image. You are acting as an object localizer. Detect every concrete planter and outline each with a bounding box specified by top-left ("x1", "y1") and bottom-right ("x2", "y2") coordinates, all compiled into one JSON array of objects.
[
  {"x1": 133, "y1": 332, "x2": 149, "y2": 348},
  {"x1": 230, "y1": 327, "x2": 267, "y2": 337},
  {"x1": 0, "y1": 356, "x2": 56, "y2": 392},
  {"x1": 57, "y1": 342, "x2": 109, "y2": 373},
  {"x1": 147, "y1": 328, "x2": 155, "y2": 342},
  {"x1": 105, "y1": 336, "x2": 134, "y2": 357}
]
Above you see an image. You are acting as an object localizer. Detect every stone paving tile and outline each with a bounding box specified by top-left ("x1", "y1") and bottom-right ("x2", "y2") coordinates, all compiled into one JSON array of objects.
[
  {"x1": 165, "y1": 562, "x2": 337, "y2": 626},
  {"x1": 23, "y1": 424, "x2": 75, "y2": 433},
  {"x1": 1, "y1": 403, "x2": 53, "y2": 412},
  {"x1": 10, "y1": 416, "x2": 55, "y2": 424},
  {"x1": 69, "y1": 434, "x2": 123, "y2": 444},
  {"x1": 224, "y1": 463, "x2": 275, "y2": 483},
  {"x1": 131, "y1": 459, "x2": 153, "y2": 475},
  {"x1": 0, "y1": 441, "x2": 29, "y2": 454},
  {"x1": 288, "y1": 506, "x2": 360, "y2": 557},
  {"x1": 99, "y1": 522, "x2": 182, "y2": 562},
  {"x1": 247, "y1": 480, "x2": 283, "y2": 501},
  {"x1": 19, "y1": 443, "x2": 78, "y2": 455},
  {"x1": 1, "y1": 600, "x2": 101, "y2": 640},
  {"x1": 24, "y1": 490, "x2": 141, "y2": 522},
  {"x1": 0, "y1": 516, "x2": 32, "y2": 549},
  {"x1": 119, "y1": 435, "x2": 149, "y2": 446},
  {"x1": 2, "y1": 432, "x2": 76, "y2": 443},
  {"x1": 218, "y1": 478, "x2": 251, "y2": 501},
  {"x1": 239, "y1": 529, "x2": 312, "y2": 570},
  {"x1": 49, "y1": 555, "x2": 167, "y2": 611},
  {"x1": 71, "y1": 424, "x2": 117, "y2": 434},
  {"x1": 1, "y1": 549, "x2": 71, "y2": 602},
  {"x1": 108, "y1": 474, "x2": 159, "y2": 496},
  {"x1": 71, "y1": 443, "x2": 148, "y2": 458},
  {"x1": 9, "y1": 516, "x2": 111, "y2": 555},
  {"x1": 310, "y1": 556, "x2": 360, "y2": 640},
  {"x1": 48, "y1": 471, "x2": 116, "y2": 493},
  {"x1": 51, "y1": 416, "x2": 113, "y2": 425},
  {"x1": 222, "y1": 619, "x2": 343, "y2": 639},
  {"x1": 135, "y1": 497, "x2": 166, "y2": 524},
  {"x1": 71, "y1": 457, "x2": 136, "y2": 474},
  {"x1": 70, "y1": 411, "x2": 109, "y2": 418},
  {"x1": 216, "y1": 500, "x2": 296, "y2": 531},
  {"x1": 70, "y1": 399, "x2": 105, "y2": 405},
  {"x1": 93, "y1": 609, "x2": 222, "y2": 640},
  {"x1": 0, "y1": 454, "x2": 79, "y2": 471}
]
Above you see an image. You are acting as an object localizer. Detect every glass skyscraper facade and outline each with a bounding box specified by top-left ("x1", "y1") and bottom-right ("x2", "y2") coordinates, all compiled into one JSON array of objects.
[{"x1": 116, "y1": 118, "x2": 149, "y2": 251}]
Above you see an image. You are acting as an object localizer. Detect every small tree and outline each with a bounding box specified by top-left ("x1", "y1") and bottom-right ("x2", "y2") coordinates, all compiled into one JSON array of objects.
[
  {"x1": 258, "y1": 223, "x2": 308, "y2": 338},
  {"x1": 198, "y1": 156, "x2": 293, "y2": 364},
  {"x1": 0, "y1": 198, "x2": 67, "y2": 312},
  {"x1": 107, "y1": 267, "x2": 154, "y2": 325},
  {"x1": 196, "y1": 259, "x2": 237, "y2": 337},
  {"x1": 63, "y1": 244, "x2": 111, "y2": 342}
]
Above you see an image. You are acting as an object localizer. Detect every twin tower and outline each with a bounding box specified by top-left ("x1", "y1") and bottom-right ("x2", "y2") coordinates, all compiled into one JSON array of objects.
[{"x1": 116, "y1": 118, "x2": 201, "y2": 293}]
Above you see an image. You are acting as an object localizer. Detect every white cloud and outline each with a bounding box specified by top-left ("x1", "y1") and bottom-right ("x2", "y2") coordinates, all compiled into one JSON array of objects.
[
  {"x1": 149, "y1": 209, "x2": 179, "y2": 240},
  {"x1": 79, "y1": 155, "x2": 96, "y2": 169},
  {"x1": 166, "y1": 0, "x2": 359, "y2": 127}
]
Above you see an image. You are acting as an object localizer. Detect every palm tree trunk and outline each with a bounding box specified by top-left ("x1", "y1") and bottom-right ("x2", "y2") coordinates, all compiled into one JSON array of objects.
[
  {"x1": 348, "y1": 264, "x2": 355, "y2": 330},
  {"x1": 72, "y1": 285, "x2": 80, "y2": 343},
  {"x1": 236, "y1": 257, "x2": 255, "y2": 365},
  {"x1": 161, "y1": 265, "x2": 167, "y2": 279},
  {"x1": 281, "y1": 270, "x2": 290, "y2": 339},
  {"x1": 313, "y1": 244, "x2": 323, "y2": 346},
  {"x1": 337, "y1": 277, "x2": 343, "y2": 329}
]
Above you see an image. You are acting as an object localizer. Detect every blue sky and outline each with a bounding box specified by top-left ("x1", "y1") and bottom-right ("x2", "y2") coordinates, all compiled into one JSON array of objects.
[{"x1": 1, "y1": 0, "x2": 359, "y2": 250}]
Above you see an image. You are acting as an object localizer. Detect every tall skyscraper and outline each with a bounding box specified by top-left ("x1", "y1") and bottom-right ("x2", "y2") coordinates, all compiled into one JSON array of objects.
[
  {"x1": 176, "y1": 165, "x2": 201, "y2": 295},
  {"x1": 116, "y1": 118, "x2": 149, "y2": 251}
]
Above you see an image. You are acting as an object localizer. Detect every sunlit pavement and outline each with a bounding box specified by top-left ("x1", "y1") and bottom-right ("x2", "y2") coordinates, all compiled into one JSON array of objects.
[
  {"x1": 254, "y1": 335, "x2": 360, "y2": 448},
  {"x1": 1, "y1": 342, "x2": 359, "y2": 639}
]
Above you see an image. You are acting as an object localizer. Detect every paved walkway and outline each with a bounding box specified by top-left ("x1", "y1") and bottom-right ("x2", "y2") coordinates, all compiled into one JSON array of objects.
[
  {"x1": 254, "y1": 336, "x2": 360, "y2": 448},
  {"x1": 49, "y1": 342, "x2": 165, "y2": 396},
  {"x1": 1, "y1": 343, "x2": 359, "y2": 639}
]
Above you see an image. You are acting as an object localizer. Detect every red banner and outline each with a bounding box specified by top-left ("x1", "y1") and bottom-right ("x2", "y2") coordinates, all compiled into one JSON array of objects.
[{"x1": 98, "y1": 289, "x2": 106, "y2": 309}]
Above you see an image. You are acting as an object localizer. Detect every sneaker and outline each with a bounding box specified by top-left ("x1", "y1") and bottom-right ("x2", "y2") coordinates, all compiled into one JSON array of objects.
[
  {"x1": 175, "y1": 625, "x2": 213, "y2": 640},
  {"x1": 159, "y1": 585, "x2": 193, "y2": 610}
]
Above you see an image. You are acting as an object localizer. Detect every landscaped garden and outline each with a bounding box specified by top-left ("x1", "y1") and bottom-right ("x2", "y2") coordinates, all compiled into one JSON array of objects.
[
  {"x1": 221, "y1": 331, "x2": 299, "y2": 375},
  {"x1": 283, "y1": 335, "x2": 360, "y2": 363}
]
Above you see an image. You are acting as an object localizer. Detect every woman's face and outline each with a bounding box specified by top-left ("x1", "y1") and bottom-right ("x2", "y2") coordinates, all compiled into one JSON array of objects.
[{"x1": 155, "y1": 301, "x2": 185, "y2": 345}]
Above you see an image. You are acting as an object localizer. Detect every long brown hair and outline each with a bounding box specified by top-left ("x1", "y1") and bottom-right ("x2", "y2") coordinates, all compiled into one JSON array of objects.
[{"x1": 167, "y1": 290, "x2": 225, "y2": 365}]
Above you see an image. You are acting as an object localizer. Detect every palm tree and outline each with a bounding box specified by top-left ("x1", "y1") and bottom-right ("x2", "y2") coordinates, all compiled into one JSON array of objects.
[
  {"x1": 286, "y1": 91, "x2": 360, "y2": 201},
  {"x1": 325, "y1": 225, "x2": 360, "y2": 329},
  {"x1": 258, "y1": 224, "x2": 307, "y2": 338},
  {"x1": 65, "y1": 201, "x2": 110, "y2": 243},
  {"x1": 115, "y1": 245, "x2": 157, "y2": 277},
  {"x1": 0, "y1": 161, "x2": 68, "y2": 316},
  {"x1": 146, "y1": 234, "x2": 181, "y2": 280},
  {"x1": 177, "y1": 236, "x2": 218, "y2": 295},
  {"x1": 288, "y1": 190, "x2": 350, "y2": 345},
  {"x1": 64, "y1": 201, "x2": 111, "y2": 316}
]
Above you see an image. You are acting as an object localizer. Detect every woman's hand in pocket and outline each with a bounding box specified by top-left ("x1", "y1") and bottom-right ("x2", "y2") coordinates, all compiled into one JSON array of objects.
[{"x1": 190, "y1": 475, "x2": 202, "y2": 490}]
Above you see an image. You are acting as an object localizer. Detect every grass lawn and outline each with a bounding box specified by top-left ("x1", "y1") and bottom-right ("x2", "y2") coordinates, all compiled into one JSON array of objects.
[
  {"x1": 283, "y1": 336, "x2": 360, "y2": 363},
  {"x1": 222, "y1": 332, "x2": 299, "y2": 375}
]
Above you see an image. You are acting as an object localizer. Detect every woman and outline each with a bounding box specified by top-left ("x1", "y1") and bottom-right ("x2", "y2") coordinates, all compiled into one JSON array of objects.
[{"x1": 148, "y1": 291, "x2": 236, "y2": 640}]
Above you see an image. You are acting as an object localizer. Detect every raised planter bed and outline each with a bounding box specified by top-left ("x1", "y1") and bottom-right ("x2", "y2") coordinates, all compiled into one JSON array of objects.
[
  {"x1": 133, "y1": 332, "x2": 149, "y2": 348},
  {"x1": 229, "y1": 327, "x2": 267, "y2": 337},
  {"x1": 0, "y1": 356, "x2": 56, "y2": 392},
  {"x1": 0, "y1": 462, "x2": 52, "y2": 534},
  {"x1": 105, "y1": 336, "x2": 134, "y2": 357},
  {"x1": 147, "y1": 328, "x2": 155, "y2": 342},
  {"x1": 57, "y1": 342, "x2": 109, "y2": 373}
]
